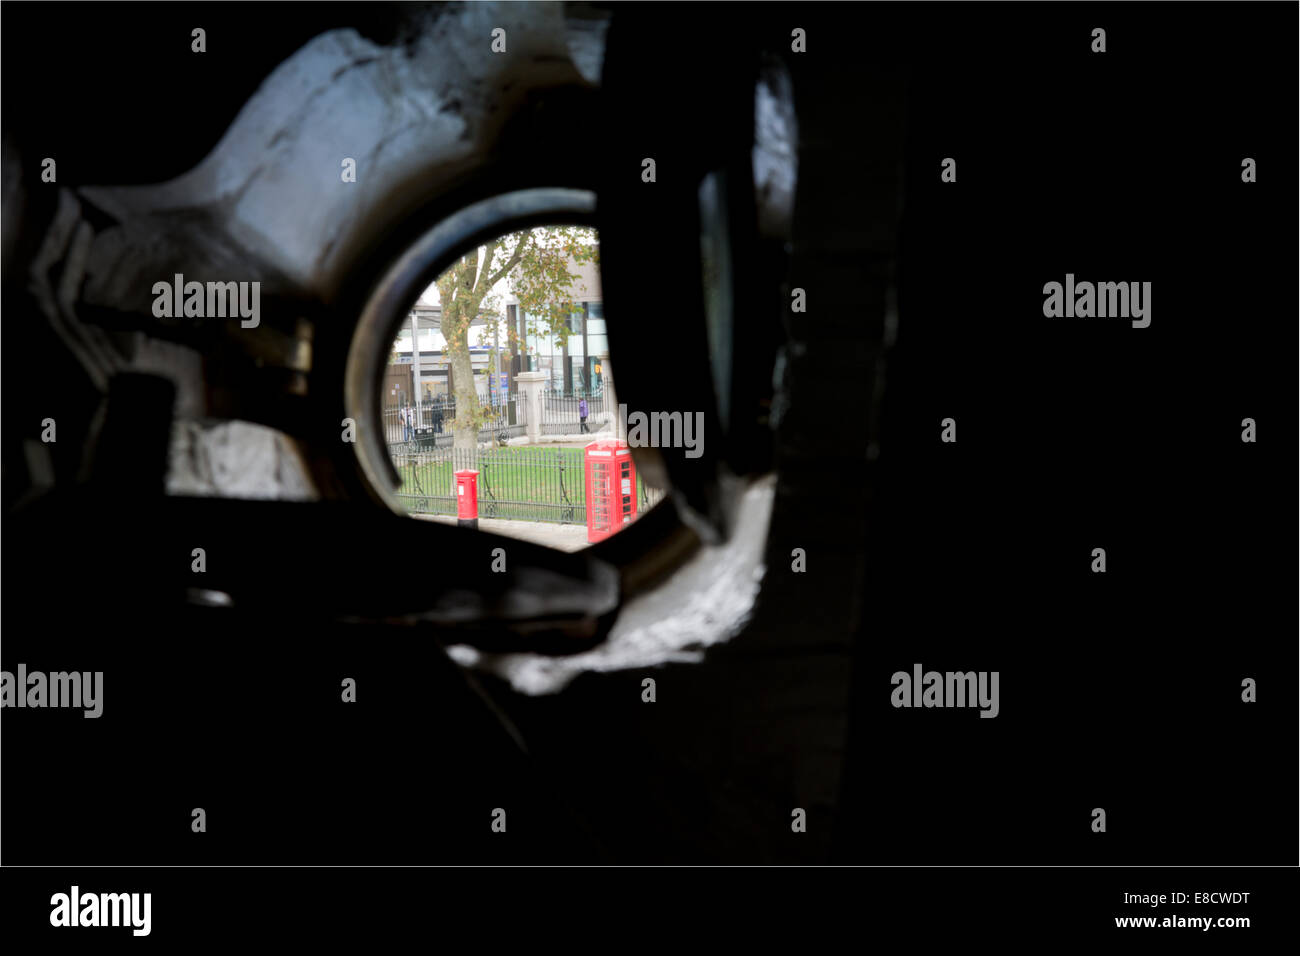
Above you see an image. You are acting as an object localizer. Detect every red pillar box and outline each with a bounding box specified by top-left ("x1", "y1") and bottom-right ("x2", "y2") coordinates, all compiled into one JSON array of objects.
[
  {"x1": 454, "y1": 469, "x2": 479, "y2": 529},
  {"x1": 585, "y1": 440, "x2": 637, "y2": 544}
]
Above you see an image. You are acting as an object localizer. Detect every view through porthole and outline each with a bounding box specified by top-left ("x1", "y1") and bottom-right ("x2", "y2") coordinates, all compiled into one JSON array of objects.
[{"x1": 381, "y1": 225, "x2": 666, "y2": 551}]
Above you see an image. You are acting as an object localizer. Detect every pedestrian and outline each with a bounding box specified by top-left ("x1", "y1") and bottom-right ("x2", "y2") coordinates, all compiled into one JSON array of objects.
[
  {"x1": 579, "y1": 396, "x2": 589, "y2": 434},
  {"x1": 403, "y1": 404, "x2": 412, "y2": 442}
]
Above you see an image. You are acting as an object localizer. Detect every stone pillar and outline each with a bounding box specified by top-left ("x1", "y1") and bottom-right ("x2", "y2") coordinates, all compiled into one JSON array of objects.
[{"x1": 514, "y1": 370, "x2": 549, "y2": 444}]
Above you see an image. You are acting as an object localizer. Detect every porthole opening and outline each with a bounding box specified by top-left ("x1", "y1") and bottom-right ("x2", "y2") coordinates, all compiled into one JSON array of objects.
[{"x1": 371, "y1": 221, "x2": 667, "y2": 551}]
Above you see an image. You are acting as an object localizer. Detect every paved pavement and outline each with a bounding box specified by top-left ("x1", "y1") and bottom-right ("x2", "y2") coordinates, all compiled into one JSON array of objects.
[{"x1": 413, "y1": 513, "x2": 590, "y2": 552}]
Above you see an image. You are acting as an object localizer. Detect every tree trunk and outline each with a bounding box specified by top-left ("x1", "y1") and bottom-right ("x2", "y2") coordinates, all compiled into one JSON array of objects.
[{"x1": 450, "y1": 342, "x2": 477, "y2": 452}]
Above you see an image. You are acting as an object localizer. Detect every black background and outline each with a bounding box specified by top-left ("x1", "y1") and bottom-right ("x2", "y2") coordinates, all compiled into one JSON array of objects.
[
  {"x1": 2, "y1": 0, "x2": 1296, "y2": 944},
  {"x1": 845, "y1": 3, "x2": 1297, "y2": 865}
]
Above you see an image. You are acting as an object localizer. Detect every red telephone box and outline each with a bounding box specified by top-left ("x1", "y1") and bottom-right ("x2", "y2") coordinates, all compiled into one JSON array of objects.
[
  {"x1": 585, "y1": 440, "x2": 637, "y2": 543},
  {"x1": 454, "y1": 469, "x2": 479, "y2": 528}
]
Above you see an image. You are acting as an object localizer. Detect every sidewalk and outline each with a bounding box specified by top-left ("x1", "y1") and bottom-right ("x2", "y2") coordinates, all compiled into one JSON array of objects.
[{"x1": 413, "y1": 513, "x2": 590, "y2": 552}]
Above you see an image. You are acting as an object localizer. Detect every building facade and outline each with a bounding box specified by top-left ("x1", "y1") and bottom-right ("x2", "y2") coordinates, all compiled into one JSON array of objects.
[{"x1": 505, "y1": 257, "x2": 606, "y2": 395}]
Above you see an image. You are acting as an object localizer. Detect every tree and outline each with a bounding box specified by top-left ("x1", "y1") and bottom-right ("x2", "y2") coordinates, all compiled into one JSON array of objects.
[{"x1": 434, "y1": 226, "x2": 598, "y2": 450}]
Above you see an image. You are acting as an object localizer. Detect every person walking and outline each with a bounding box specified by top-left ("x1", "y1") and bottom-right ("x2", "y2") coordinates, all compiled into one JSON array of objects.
[
  {"x1": 402, "y1": 404, "x2": 413, "y2": 442},
  {"x1": 578, "y1": 396, "x2": 590, "y2": 434}
]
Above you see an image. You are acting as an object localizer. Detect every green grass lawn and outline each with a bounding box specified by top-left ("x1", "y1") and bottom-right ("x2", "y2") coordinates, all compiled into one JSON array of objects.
[{"x1": 394, "y1": 446, "x2": 588, "y2": 508}]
